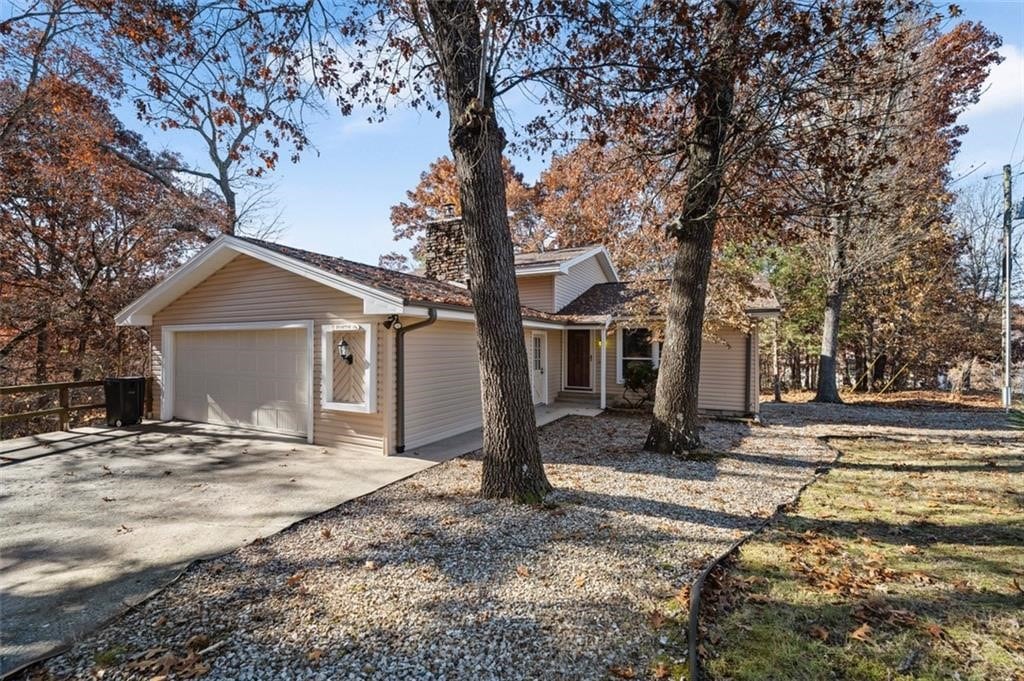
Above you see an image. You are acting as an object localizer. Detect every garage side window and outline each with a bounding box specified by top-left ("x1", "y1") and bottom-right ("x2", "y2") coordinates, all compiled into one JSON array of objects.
[{"x1": 322, "y1": 322, "x2": 376, "y2": 413}]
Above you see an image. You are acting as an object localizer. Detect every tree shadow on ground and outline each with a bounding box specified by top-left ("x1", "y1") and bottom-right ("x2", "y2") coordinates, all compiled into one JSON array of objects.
[
  {"x1": 760, "y1": 401, "x2": 1014, "y2": 435},
  {"x1": 13, "y1": 410, "x2": 818, "y2": 680}
]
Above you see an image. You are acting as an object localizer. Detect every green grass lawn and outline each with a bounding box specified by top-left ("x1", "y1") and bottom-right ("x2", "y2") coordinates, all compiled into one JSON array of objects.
[{"x1": 702, "y1": 437, "x2": 1024, "y2": 681}]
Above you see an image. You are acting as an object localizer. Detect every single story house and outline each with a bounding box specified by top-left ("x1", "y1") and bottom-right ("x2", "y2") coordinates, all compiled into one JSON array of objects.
[{"x1": 115, "y1": 218, "x2": 779, "y2": 455}]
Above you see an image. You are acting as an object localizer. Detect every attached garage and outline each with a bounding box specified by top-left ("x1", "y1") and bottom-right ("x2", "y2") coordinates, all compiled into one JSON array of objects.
[{"x1": 162, "y1": 322, "x2": 313, "y2": 439}]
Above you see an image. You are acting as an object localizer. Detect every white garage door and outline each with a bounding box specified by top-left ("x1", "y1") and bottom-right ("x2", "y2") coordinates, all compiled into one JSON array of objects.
[{"x1": 173, "y1": 328, "x2": 309, "y2": 436}]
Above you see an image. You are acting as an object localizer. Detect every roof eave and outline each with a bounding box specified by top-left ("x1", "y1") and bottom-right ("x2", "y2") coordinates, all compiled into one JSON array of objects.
[
  {"x1": 745, "y1": 307, "x2": 782, "y2": 318},
  {"x1": 515, "y1": 264, "x2": 563, "y2": 276}
]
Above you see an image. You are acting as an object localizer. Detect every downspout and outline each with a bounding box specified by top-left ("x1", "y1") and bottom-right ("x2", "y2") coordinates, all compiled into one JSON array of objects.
[{"x1": 395, "y1": 308, "x2": 437, "y2": 453}]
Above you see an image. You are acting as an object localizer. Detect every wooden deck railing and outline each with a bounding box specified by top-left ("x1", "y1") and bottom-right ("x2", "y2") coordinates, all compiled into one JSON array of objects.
[{"x1": 0, "y1": 379, "x2": 107, "y2": 431}]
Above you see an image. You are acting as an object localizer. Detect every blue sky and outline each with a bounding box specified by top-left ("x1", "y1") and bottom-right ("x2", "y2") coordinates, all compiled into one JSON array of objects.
[{"x1": 137, "y1": 1, "x2": 1024, "y2": 265}]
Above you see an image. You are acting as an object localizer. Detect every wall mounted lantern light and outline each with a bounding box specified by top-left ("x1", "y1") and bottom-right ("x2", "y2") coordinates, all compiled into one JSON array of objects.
[{"x1": 337, "y1": 338, "x2": 353, "y2": 364}]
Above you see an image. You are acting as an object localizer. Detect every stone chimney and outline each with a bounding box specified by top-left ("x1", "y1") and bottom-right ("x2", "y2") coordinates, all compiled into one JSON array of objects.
[{"x1": 422, "y1": 207, "x2": 467, "y2": 283}]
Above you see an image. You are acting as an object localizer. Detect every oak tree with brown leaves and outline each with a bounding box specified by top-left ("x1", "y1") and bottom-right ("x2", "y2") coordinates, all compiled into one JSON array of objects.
[
  {"x1": 775, "y1": 16, "x2": 1000, "y2": 402},
  {"x1": 0, "y1": 81, "x2": 217, "y2": 432}
]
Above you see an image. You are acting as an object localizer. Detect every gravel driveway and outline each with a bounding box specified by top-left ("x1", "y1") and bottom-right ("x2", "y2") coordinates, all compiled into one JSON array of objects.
[{"x1": 22, "y1": 403, "x2": 1014, "y2": 680}]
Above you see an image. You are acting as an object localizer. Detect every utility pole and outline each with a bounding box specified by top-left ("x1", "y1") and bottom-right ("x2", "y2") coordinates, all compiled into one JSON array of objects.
[{"x1": 1002, "y1": 164, "x2": 1013, "y2": 410}]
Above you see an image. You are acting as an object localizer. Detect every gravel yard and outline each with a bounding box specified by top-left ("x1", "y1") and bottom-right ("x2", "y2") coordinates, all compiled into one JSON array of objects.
[
  {"x1": 27, "y1": 412, "x2": 833, "y2": 681},
  {"x1": 26, "y1": 401, "x2": 1014, "y2": 681}
]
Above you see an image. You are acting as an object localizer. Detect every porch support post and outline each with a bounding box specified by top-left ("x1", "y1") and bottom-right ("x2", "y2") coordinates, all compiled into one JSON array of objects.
[{"x1": 600, "y1": 323, "x2": 608, "y2": 409}]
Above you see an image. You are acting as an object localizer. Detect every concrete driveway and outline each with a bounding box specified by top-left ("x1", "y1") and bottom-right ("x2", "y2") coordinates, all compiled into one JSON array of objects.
[{"x1": 0, "y1": 421, "x2": 451, "y2": 675}]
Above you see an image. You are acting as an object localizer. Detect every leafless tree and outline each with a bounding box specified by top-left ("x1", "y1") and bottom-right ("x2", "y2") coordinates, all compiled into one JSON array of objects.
[{"x1": 110, "y1": 4, "x2": 327, "y2": 234}]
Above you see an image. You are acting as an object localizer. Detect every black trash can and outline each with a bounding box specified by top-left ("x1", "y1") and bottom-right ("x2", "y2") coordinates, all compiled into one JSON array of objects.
[{"x1": 104, "y1": 377, "x2": 146, "y2": 427}]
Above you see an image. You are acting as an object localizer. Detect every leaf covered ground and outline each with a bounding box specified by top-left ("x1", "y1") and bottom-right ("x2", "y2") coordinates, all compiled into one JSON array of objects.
[{"x1": 702, "y1": 437, "x2": 1024, "y2": 681}]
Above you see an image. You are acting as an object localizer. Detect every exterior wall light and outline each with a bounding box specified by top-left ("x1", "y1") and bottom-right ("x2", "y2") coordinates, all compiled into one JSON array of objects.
[
  {"x1": 337, "y1": 339, "x2": 353, "y2": 364},
  {"x1": 383, "y1": 314, "x2": 403, "y2": 330}
]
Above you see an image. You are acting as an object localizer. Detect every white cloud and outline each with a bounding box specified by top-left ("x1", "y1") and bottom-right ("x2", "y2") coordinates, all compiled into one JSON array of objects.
[{"x1": 963, "y1": 43, "x2": 1024, "y2": 120}]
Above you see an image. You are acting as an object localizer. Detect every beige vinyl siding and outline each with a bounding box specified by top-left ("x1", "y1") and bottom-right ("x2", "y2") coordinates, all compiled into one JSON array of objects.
[
  {"x1": 546, "y1": 330, "x2": 562, "y2": 401},
  {"x1": 151, "y1": 254, "x2": 387, "y2": 455},
  {"x1": 606, "y1": 324, "x2": 753, "y2": 415},
  {"x1": 403, "y1": 320, "x2": 482, "y2": 449},
  {"x1": 518, "y1": 275, "x2": 556, "y2": 312},
  {"x1": 697, "y1": 327, "x2": 751, "y2": 414},
  {"x1": 554, "y1": 256, "x2": 611, "y2": 310}
]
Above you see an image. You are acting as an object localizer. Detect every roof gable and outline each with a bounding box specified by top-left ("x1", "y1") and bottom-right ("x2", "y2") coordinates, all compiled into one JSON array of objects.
[
  {"x1": 514, "y1": 245, "x2": 618, "y2": 281},
  {"x1": 116, "y1": 235, "x2": 408, "y2": 325}
]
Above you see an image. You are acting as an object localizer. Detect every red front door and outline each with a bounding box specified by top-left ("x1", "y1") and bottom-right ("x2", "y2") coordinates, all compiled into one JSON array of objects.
[{"x1": 566, "y1": 330, "x2": 591, "y2": 388}]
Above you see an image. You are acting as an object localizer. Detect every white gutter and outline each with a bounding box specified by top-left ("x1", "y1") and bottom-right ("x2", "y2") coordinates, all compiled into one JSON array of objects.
[{"x1": 403, "y1": 305, "x2": 567, "y2": 330}]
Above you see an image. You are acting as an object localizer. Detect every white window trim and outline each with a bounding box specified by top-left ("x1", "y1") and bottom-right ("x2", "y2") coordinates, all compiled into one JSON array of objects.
[
  {"x1": 321, "y1": 321, "x2": 377, "y2": 413},
  {"x1": 159, "y1": 320, "x2": 314, "y2": 443},
  {"x1": 615, "y1": 327, "x2": 660, "y2": 384}
]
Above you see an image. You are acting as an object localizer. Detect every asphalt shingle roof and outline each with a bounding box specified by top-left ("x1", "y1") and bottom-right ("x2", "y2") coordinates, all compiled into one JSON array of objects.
[
  {"x1": 236, "y1": 237, "x2": 778, "y2": 323},
  {"x1": 557, "y1": 279, "x2": 781, "y2": 318},
  {"x1": 513, "y1": 246, "x2": 598, "y2": 269},
  {"x1": 236, "y1": 236, "x2": 560, "y2": 320},
  {"x1": 556, "y1": 282, "x2": 661, "y2": 319}
]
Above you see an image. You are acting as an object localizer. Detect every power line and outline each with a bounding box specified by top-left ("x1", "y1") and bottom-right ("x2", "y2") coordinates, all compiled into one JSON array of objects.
[{"x1": 1010, "y1": 110, "x2": 1024, "y2": 167}]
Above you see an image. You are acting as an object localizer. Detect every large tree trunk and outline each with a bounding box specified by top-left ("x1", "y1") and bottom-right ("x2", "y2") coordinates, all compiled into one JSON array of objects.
[
  {"x1": 423, "y1": 0, "x2": 550, "y2": 501},
  {"x1": 814, "y1": 283, "x2": 844, "y2": 402},
  {"x1": 815, "y1": 222, "x2": 846, "y2": 403},
  {"x1": 645, "y1": 0, "x2": 742, "y2": 455}
]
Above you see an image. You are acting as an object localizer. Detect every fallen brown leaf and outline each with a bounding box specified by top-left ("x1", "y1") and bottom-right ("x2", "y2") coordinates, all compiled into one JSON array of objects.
[
  {"x1": 651, "y1": 661, "x2": 671, "y2": 679},
  {"x1": 515, "y1": 564, "x2": 530, "y2": 577},
  {"x1": 648, "y1": 610, "x2": 667, "y2": 630},
  {"x1": 849, "y1": 622, "x2": 873, "y2": 642}
]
